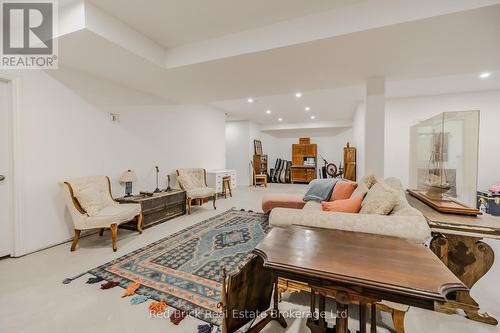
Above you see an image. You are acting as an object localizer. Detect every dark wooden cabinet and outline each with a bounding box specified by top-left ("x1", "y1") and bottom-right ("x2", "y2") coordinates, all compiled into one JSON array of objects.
[{"x1": 116, "y1": 190, "x2": 186, "y2": 229}]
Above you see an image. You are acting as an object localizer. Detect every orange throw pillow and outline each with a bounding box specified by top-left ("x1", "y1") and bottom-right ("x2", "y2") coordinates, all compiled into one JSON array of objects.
[
  {"x1": 321, "y1": 196, "x2": 363, "y2": 213},
  {"x1": 330, "y1": 181, "x2": 358, "y2": 201}
]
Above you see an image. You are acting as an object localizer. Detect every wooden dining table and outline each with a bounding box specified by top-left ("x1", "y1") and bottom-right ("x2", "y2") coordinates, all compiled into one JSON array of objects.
[{"x1": 252, "y1": 225, "x2": 467, "y2": 333}]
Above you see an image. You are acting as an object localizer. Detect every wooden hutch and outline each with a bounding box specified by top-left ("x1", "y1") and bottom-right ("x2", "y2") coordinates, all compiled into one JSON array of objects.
[{"x1": 290, "y1": 138, "x2": 317, "y2": 183}]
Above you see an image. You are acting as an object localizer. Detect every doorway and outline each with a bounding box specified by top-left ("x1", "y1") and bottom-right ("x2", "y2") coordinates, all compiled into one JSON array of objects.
[{"x1": 0, "y1": 79, "x2": 12, "y2": 257}]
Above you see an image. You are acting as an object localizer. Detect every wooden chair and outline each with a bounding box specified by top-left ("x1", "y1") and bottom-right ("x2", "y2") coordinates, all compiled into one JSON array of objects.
[
  {"x1": 63, "y1": 176, "x2": 142, "y2": 252},
  {"x1": 253, "y1": 166, "x2": 267, "y2": 187},
  {"x1": 176, "y1": 168, "x2": 216, "y2": 214},
  {"x1": 222, "y1": 176, "x2": 232, "y2": 198}
]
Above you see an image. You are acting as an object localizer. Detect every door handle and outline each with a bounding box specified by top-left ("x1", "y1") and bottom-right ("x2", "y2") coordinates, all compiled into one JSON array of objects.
[{"x1": 0, "y1": 175, "x2": 5, "y2": 182}]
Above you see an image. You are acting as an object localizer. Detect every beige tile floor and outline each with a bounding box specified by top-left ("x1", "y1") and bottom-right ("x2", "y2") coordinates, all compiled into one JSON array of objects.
[{"x1": 0, "y1": 184, "x2": 499, "y2": 333}]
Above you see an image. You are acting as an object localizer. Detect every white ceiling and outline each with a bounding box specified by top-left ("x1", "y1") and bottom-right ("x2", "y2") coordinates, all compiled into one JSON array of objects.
[
  {"x1": 86, "y1": 0, "x2": 356, "y2": 48},
  {"x1": 54, "y1": 1, "x2": 500, "y2": 127}
]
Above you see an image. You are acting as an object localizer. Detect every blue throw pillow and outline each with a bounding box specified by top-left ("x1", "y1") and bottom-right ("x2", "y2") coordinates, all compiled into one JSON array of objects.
[{"x1": 303, "y1": 179, "x2": 338, "y2": 202}]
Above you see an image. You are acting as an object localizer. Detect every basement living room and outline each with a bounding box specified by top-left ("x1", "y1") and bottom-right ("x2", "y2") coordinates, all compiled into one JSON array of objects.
[{"x1": 1, "y1": 1, "x2": 500, "y2": 333}]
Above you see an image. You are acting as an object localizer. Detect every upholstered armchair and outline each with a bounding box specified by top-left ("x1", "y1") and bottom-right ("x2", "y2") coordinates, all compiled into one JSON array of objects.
[
  {"x1": 176, "y1": 168, "x2": 216, "y2": 214},
  {"x1": 63, "y1": 176, "x2": 142, "y2": 252}
]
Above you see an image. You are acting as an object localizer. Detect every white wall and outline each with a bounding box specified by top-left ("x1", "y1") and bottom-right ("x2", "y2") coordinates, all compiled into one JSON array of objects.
[
  {"x1": 352, "y1": 103, "x2": 366, "y2": 179},
  {"x1": 385, "y1": 90, "x2": 500, "y2": 193},
  {"x1": 260, "y1": 129, "x2": 353, "y2": 173},
  {"x1": 1, "y1": 68, "x2": 225, "y2": 256},
  {"x1": 225, "y1": 121, "x2": 252, "y2": 185}
]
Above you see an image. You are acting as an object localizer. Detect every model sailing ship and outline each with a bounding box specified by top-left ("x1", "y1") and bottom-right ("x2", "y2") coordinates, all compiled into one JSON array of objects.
[{"x1": 424, "y1": 131, "x2": 451, "y2": 200}]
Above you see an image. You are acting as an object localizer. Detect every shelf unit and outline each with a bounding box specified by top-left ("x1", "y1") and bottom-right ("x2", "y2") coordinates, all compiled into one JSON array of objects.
[{"x1": 290, "y1": 138, "x2": 317, "y2": 183}]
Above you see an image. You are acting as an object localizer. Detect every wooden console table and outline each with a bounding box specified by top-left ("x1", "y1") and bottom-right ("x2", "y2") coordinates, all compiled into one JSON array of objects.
[
  {"x1": 252, "y1": 226, "x2": 466, "y2": 333},
  {"x1": 407, "y1": 194, "x2": 500, "y2": 325},
  {"x1": 116, "y1": 190, "x2": 186, "y2": 229}
]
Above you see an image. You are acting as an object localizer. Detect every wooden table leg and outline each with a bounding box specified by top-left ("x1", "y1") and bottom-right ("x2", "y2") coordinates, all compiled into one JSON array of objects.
[
  {"x1": 336, "y1": 302, "x2": 349, "y2": 333},
  {"x1": 358, "y1": 303, "x2": 367, "y2": 333},
  {"x1": 431, "y1": 233, "x2": 497, "y2": 325},
  {"x1": 306, "y1": 290, "x2": 328, "y2": 333},
  {"x1": 370, "y1": 303, "x2": 377, "y2": 333}
]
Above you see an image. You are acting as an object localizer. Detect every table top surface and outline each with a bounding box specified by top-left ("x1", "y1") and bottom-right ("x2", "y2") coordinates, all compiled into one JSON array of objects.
[
  {"x1": 407, "y1": 194, "x2": 500, "y2": 233},
  {"x1": 254, "y1": 226, "x2": 466, "y2": 303},
  {"x1": 116, "y1": 189, "x2": 184, "y2": 202}
]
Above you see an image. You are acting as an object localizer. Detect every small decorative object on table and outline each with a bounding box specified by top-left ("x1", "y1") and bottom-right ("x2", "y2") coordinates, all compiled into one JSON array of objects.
[
  {"x1": 119, "y1": 170, "x2": 137, "y2": 197},
  {"x1": 165, "y1": 175, "x2": 172, "y2": 192},
  {"x1": 154, "y1": 166, "x2": 161, "y2": 193}
]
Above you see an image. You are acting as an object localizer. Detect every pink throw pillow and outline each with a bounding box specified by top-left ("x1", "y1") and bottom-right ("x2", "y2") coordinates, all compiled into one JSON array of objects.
[
  {"x1": 321, "y1": 196, "x2": 363, "y2": 213},
  {"x1": 330, "y1": 181, "x2": 358, "y2": 201}
]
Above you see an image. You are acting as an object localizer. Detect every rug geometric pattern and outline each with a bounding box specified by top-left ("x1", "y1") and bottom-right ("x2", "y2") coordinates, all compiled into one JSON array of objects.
[{"x1": 89, "y1": 209, "x2": 269, "y2": 325}]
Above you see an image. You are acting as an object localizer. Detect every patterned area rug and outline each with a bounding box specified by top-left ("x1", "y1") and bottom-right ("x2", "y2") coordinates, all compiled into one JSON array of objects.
[{"x1": 89, "y1": 209, "x2": 269, "y2": 325}]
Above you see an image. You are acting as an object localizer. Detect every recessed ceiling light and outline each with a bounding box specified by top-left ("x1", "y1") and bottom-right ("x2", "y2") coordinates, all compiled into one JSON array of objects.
[
  {"x1": 278, "y1": 118, "x2": 283, "y2": 122},
  {"x1": 295, "y1": 92, "x2": 302, "y2": 98},
  {"x1": 305, "y1": 107, "x2": 310, "y2": 111},
  {"x1": 266, "y1": 110, "x2": 271, "y2": 114},
  {"x1": 247, "y1": 98, "x2": 254, "y2": 103},
  {"x1": 479, "y1": 72, "x2": 491, "y2": 79},
  {"x1": 310, "y1": 115, "x2": 316, "y2": 120}
]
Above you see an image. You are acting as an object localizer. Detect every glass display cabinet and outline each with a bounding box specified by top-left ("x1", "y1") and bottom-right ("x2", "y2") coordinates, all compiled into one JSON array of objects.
[{"x1": 409, "y1": 111, "x2": 480, "y2": 212}]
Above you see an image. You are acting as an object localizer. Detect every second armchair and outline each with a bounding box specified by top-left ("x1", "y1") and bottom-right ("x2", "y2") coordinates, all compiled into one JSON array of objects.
[{"x1": 176, "y1": 168, "x2": 217, "y2": 214}]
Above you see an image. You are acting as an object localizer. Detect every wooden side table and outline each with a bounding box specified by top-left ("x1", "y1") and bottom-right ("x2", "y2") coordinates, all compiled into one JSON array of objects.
[
  {"x1": 407, "y1": 193, "x2": 500, "y2": 325},
  {"x1": 116, "y1": 190, "x2": 186, "y2": 229}
]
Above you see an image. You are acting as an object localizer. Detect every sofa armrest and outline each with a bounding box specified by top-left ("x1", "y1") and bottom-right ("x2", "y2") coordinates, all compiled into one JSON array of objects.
[{"x1": 269, "y1": 208, "x2": 431, "y2": 244}]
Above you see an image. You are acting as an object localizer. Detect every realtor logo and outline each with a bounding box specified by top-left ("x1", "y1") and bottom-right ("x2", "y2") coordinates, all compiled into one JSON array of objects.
[{"x1": 1, "y1": 0, "x2": 58, "y2": 69}]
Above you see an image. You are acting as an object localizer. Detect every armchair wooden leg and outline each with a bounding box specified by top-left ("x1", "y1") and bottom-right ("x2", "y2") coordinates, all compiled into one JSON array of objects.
[
  {"x1": 392, "y1": 309, "x2": 406, "y2": 333},
  {"x1": 99, "y1": 228, "x2": 104, "y2": 236},
  {"x1": 110, "y1": 223, "x2": 118, "y2": 252},
  {"x1": 136, "y1": 212, "x2": 143, "y2": 234},
  {"x1": 70, "y1": 229, "x2": 81, "y2": 251},
  {"x1": 187, "y1": 198, "x2": 192, "y2": 215},
  {"x1": 213, "y1": 195, "x2": 217, "y2": 210}
]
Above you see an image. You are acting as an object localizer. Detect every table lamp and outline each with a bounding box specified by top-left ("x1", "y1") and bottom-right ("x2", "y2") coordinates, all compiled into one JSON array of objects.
[{"x1": 119, "y1": 170, "x2": 137, "y2": 197}]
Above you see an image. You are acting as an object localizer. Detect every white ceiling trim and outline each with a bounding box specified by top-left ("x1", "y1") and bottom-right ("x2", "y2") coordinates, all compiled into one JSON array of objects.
[{"x1": 163, "y1": 0, "x2": 500, "y2": 69}]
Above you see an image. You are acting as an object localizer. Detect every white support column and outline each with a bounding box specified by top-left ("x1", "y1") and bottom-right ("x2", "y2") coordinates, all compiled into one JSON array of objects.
[{"x1": 364, "y1": 77, "x2": 386, "y2": 178}]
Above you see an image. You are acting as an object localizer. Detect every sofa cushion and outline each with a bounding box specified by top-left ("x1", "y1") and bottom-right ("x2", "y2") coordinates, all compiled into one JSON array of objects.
[
  {"x1": 321, "y1": 196, "x2": 363, "y2": 213},
  {"x1": 350, "y1": 181, "x2": 369, "y2": 199},
  {"x1": 88, "y1": 203, "x2": 141, "y2": 225},
  {"x1": 71, "y1": 178, "x2": 116, "y2": 216},
  {"x1": 330, "y1": 181, "x2": 358, "y2": 201},
  {"x1": 262, "y1": 194, "x2": 305, "y2": 214},
  {"x1": 359, "y1": 181, "x2": 399, "y2": 215}
]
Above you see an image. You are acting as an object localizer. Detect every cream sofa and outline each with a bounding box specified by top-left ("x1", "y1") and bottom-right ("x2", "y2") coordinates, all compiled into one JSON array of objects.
[
  {"x1": 268, "y1": 177, "x2": 431, "y2": 333},
  {"x1": 269, "y1": 177, "x2": 431, "y2": 244}
]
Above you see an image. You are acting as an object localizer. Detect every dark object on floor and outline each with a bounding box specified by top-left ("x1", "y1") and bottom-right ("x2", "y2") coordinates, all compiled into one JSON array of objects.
[
  {"x1": 62, "y1": 271, "x2": 87, "y2": 284},
  {"x1": 86, "y1": 276, "x2": 104, "y2": 284},
  {"x1": 197, "y1": 324, "x2": 212, "y2": 333},
  {"x1": 100, "y1": 281, "x2": 120, "y2": 289},
  {"x1": 170, "y1": 309, "x2": 187, "y2": 325},
  {"x1": 220, "y1": 255, "x2": 274, "y2": 333}
]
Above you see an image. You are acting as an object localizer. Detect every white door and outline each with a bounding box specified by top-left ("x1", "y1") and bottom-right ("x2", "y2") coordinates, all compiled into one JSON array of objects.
[{"x1": 0, "y1": 80, "x2": 11, "y2": 257}]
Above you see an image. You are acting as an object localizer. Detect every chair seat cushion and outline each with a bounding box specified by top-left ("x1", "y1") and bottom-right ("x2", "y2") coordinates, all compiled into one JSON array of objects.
[
  {"x1": 87, "y1": 203, "x2": 141, "y2": 226},
  {"x1": 321, "y1": 196, "x2": 363, "y2": 213},
  {"x1": 187, "y1": 187, "x2": 216, "y2": 199},
  {"x1": 262, "y1": 194, "x2": 305, "y2": 214}
]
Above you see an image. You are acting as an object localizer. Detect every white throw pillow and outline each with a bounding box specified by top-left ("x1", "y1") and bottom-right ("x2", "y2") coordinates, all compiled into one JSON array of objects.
[{"x1": 359, "y1": 181, "x2": 399, "y2": 215}]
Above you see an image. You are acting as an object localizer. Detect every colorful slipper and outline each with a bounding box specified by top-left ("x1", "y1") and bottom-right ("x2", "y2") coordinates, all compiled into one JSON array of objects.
[
  {"x1": 122, "y1": 281, "x2": 141, "y2": 297},
  {"x1": 170, "y1": 309, "x2": 187, "y2": 325},
  {"x1": 86, "y1": 276, "x2": 104, "y2": 284},
  {"x1": 149, "y1": 301, "x2": 167, "y2": 314},
  {"x1": 130, "y1": 294, "x2": 150, "y2": 305},
  {"x1": 198, "y1": 324, "x2": 213, "y2": 333},
  {"x1": 100, "y1": 281, "x2": 120, "y2": 289}
]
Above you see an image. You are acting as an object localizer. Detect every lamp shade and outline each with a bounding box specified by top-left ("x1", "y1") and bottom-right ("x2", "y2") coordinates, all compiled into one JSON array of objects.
[{"x1": 119, "y1": 170, "x2": 137, "y2": 183}]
